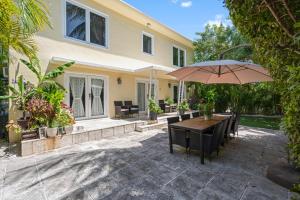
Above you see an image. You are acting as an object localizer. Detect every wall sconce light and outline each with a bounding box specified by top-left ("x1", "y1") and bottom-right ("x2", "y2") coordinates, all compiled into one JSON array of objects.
[
  {"x1": 168, "y1": 83, "x2": 171, "y2": 88},
  {"x1": 117, "y1": 77, "x2": 122, "y2": 85}
]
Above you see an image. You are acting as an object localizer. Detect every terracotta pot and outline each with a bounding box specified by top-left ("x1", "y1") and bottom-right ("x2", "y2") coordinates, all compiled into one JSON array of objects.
[
  {"x1": 64, "y1": 125, "x2": 74, "y2": 135},
  {"x1": 46, "y1": 127, "x2": 57, "y2": 138}
]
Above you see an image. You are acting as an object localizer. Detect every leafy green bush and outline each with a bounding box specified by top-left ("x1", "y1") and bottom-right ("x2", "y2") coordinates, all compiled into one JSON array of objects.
[
  {"x1": 177, "y1": 99, "x2": 189, "y2": 112},
  {"x1": 148, "y1": 98, "x2": 163, "y2": 114}
]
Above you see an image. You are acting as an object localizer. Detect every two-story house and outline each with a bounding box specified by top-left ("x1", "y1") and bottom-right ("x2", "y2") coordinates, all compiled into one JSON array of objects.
[{"x1": 9, "y1": 0, "x2": 194, "y2": 120}]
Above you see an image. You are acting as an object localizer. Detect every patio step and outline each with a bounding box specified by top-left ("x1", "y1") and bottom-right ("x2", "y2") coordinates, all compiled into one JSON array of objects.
[{"x1": 136, "y1": 121, "x2": 167, "y2": 132}]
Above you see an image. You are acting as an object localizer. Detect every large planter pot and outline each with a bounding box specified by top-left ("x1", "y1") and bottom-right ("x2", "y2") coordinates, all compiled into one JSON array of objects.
[
  {"x1": 149, "y1": 112, "x2": 158, "y2": 121},
  {"x1": 178, "y1": 109, "x2": 185, "y2": 116},
  {"x1": 64, "y1": 125, "x2": 74, "y2": 135},
  {"x1": 46, "y1": 127, "x2": 58, "y2": 138}
]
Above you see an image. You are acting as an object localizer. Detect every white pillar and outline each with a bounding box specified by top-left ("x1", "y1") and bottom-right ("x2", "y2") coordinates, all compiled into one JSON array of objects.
[
  {"x1": 181, "y1": 81, "x2": 185, "y2": 102},
  {"x1": 148, "y1": 68, "x2": 153, "y2": 118},
  {"x1": 178, "y1": 80, "x2": 182, "y2": 105}
]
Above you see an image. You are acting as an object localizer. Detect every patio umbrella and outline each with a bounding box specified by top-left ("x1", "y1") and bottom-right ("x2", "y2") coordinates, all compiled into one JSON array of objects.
[{"x1": 168, "y1": 60, "x2": 273, "y2": 85}]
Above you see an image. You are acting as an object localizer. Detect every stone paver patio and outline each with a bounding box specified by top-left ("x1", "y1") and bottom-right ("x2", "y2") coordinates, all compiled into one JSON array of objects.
[{"x1": 0, "y1": 126, "x2": 295, "y2": 200}]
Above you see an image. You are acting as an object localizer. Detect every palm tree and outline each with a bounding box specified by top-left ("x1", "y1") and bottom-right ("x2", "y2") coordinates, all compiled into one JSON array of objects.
[{"x1": 0, "y1": 0, "x2": 51, "y2": 62}]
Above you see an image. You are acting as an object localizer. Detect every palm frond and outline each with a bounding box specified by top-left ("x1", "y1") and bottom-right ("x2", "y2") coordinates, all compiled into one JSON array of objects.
[{"x1": 17, "y1": 75, "x2": 25, "y2": 95}]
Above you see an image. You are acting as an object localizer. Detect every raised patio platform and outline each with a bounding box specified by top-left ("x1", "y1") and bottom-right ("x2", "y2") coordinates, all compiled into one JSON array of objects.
[{"x1": 20, "y1": 113, "x2": 182, "y2": 156}]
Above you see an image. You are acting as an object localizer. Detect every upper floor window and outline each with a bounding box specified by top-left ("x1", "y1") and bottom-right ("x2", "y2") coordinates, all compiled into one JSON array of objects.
[
  {"x1": 173, "y1": 46, "x2": 186, "y2": 67},
  {"x1": 142, "y1": 32, "x2": 154, "y2": 55},
  {"x1": 65, "y1": 1, "x2": 108, "y2": 48}
]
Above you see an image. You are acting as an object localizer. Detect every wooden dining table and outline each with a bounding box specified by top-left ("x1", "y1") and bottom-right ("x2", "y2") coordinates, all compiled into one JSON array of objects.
[{"x1": 168, "y1": 115, "x2": 229, "y2": 164}]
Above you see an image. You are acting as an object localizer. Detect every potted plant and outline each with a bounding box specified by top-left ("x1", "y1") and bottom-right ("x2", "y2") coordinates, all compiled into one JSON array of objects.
[
  {"x1": 165, "y1": 97, "x2": 174, "y2": 105},
  {"x1": 200, "y1": 102, "x2": 214, "y2": 120},
  {"x1": 47, "y1": 120, "x2": 59, "y2": 138},
  {"x1": 177, "y1": 99, "x2": 189, "y2": 115},
  {"x1": 148, "y1": 98, "x2": 163, "y2": 121},
  {"x1": 57, "y1": 103, "x2": 75, "y2": 135},
  {"x1": 5, "y1": 120, "x2": 22, "y2": 143},
  {"x1": 0, "y1": 76, "x2": 34, "y2": 129}
]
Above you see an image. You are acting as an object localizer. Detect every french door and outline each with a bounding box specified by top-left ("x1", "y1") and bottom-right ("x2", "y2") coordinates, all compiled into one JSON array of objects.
[
  {"x1": 67, "y1": 74, "x2": 107, "y2": 119},
  {"x1": 136, "y1": 80, "x2": 158, "y2": 112}
]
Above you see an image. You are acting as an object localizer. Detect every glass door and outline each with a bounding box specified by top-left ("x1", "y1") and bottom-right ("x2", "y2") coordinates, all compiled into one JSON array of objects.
[
  {"x1": 173, "y1": 85, "x2": 178, "y2": 104},
  {"x1": 69, "y1": 76, "x2": 86, "y2": 118},
  {"x1": 137, "y1": 82, "x2": 146, "y2": 112},
  {"x1": 90, "y1": 77, "x2": 105, "y2": 117}
]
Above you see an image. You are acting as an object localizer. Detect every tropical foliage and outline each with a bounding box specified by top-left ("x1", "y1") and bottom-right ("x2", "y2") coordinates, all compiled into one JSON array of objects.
[
  {"x1": 225, "y1": 0, "x2": 300, "y2": 172},
  {"x1": 190, "y1": 24, "x2": 281, "y2": 115},
  {"x1": 0, "y1": 0, "x2": 51, "y2": 61}
]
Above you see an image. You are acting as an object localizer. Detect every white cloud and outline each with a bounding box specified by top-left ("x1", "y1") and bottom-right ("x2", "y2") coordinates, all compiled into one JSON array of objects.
[
  {"x1": 171, "y1": 0, "x2": 192, "y2": 8},
  {"x1": 181, "y1": 1, "x2": 192, "y2": 8},
  {"x1": 204, "y1": 14, "x2": 233, "y2": 27}
]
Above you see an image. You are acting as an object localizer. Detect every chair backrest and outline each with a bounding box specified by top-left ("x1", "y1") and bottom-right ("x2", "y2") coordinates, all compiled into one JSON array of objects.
[
  {"x1": 192, "y1": 112, "x2": 200, "y2": 118},
  {"x1": 158, "y1": 100, "x2": 165, "y2": 104},
  {"x1": 167, "y1": 116, "x2": 180, "y2": 125},
  {"x1": 124, "y1": 101, "x2": 133, "y2": 106},
  {"x1": 212, "y1": 122, "x2": 223, "y2": 150},
  {"x1": 114, "y1": 101, "x2": 123, "y2": 106},
  {"x1": 171, "y1": 127, "x2": 188, "y2": 147},
  {"x1": 226, "y1": 116, "x2": 233, "y2": 137},
  {"x1": 218, "y1": 119, "x2": 228, "y2": 145},
  {"x1": 181, "y1": 114, "x2": 191, "y2": 121},
  {"x1": 234, "y1": 113, "x2": 241, "y2": 132}
]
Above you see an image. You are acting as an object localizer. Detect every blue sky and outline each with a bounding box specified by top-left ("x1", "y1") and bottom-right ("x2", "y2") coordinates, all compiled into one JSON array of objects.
[{"x1": 123, "y1": 0, "x2": 232, "y2": 41}]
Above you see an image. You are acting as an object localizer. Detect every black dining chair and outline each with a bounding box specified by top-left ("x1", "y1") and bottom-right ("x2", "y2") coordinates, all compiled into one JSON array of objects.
[
  {"x1": 181, "y1": 114, "x2": 191, "y2": 121},
  {"x1": 218, "y1": 119, "x2": 228, "y2": 146},
  {"x1": 224, "y1": 115, "x2": 233, "y2": 140},
  {"x1": 192, "y1": 112, "x2": 200, "y2": 118},
  {"x1": 170, "y1": 127, "x2": 189, "y2": 154},
  {"x1": 189, "y1": 122, "x2": 223, "y2": 160},
  {"x1": 231, "y1": 113, "x2": 241, "y2": 136}
]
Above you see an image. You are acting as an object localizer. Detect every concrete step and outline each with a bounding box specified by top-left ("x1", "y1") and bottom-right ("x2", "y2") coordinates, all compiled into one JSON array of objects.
[{"x1": 136, "y1": 121, "x2": 167, "y2": 132}]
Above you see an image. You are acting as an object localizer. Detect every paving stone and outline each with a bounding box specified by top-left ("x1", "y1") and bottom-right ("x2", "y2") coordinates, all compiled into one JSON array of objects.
[
  {"x1": 72, "y1": 132, "x2": 89, "y2": 144},
  {"x1": 88, "y1": 130, "x2": 102, "y2": 141},
  {"x1": 125, "y1": 124, "x2": 135, "y2": 133},
  {"x1": 102, "y1": 128, "x2": 114, "y2": 138},
  {"x1": 21, "y1": 141, "x2": 33, "y2": 156},
  {"x1": 59, "y1": 134, "x2": 73, "y2": 147},
  {"x1": 0, "y1": 126, "x2": 290, "y2": 200},
  {"x1": 114, "y1": 126, "x2": 125, "y2": 136}
]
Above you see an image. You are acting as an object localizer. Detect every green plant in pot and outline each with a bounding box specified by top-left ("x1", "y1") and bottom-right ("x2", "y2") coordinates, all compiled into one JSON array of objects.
[
  {"x1": 177, "y1": 99, "x2": 189, "y2": 115},
  {"x1": 57, "y1": 103, "x2": 75, "y2": 135},
  {"x1": 0, "y1": 75, "x2": 34, "y2": 129},
  {"x1": 148, "y1": 98, "x2": 163, "y2": 121},
  {"x1": 165, "y1": 97, "x2": 174, "y2": 105},
  {"x1": 200, "y1": 102, "x2": 214, "y2": 120}
]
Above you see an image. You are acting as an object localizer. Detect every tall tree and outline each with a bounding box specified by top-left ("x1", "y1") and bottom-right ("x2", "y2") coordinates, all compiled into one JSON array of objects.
[
  {"x1": 225, "y1": 0, "x2": 300, "y2": 169},
  {"x1": 190, "y1": 24, "x2": 280, "y2": 114}
]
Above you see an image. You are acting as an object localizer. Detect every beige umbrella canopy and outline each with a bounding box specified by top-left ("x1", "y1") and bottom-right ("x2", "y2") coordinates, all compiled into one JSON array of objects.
[{"x1": 168, "y1": 60, "x2": 273, "y2": 84}]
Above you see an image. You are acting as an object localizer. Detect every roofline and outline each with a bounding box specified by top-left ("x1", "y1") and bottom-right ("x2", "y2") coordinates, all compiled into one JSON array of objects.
[
  {"x1": 120, "y1": 0, "x2": 193, "y2": 44},
  {"x1": 93, "y1": 0, "x2": 193, "y2": 48}
]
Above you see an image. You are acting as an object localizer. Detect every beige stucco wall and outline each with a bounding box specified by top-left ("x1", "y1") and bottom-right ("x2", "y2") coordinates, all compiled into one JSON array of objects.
[
  {"x1": 8, "y1": 0, "x2": 194, "y2": 123},
  {"x1": 41, "y1": 0, "x2": 194, "y2": 67}
]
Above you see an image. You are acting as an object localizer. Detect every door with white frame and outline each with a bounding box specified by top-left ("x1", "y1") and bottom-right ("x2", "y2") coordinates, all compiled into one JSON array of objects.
[
  {"x1": 66, "y1": 74, "x2": 107, "y2": 120},
  {"x1": 136, "y1": 79, "x2": 158, "y2": 112}
]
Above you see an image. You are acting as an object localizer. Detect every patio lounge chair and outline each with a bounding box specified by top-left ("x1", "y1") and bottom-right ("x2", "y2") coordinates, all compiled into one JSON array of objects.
[
  {"x1": 189, "y1": 122, "x2": 223, "y2": 160},
  {"x1": 114, "y1": 101, "x2": 129, "y2": 118},
  {"x1": 192, "y1": 112, "x2": 200, "y2": 118},
  {"x1": 124, "y1": 101, "x2": 139, "y2": 118},
  {"x1": 231, "y1": 113, "x2": 241, "y2": 136},
  {"x1": 159, "y1": 100, "x2": 170, "y2": 113},
  {"x1": 181, "y1": 114, "x2": 191, "y2": 121}
]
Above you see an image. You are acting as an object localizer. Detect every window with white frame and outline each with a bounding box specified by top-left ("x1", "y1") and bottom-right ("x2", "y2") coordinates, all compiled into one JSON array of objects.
[
  {"x1": 65, "y1": 1, "x2": 108, "y2": 47},
  {"x1": 173, "y1": 46, "x2": 186, "y2": 67},
  {"x1": 142, "y1": 32, "x2": 154, "y2": 55}
]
